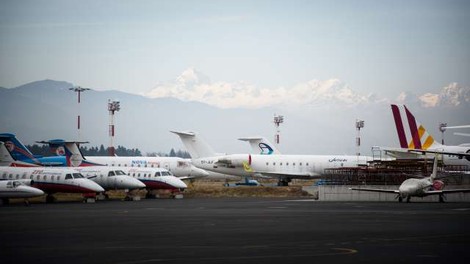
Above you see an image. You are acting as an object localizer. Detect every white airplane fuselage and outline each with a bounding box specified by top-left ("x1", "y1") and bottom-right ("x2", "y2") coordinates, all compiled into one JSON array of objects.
[
  {"x1": 123, "y1": 167, "x2": 187, "y2": 190},
  {"x1": 193, "y1": 154, "x2": 371, "y2": 179},
  {"x1": 0, "y1": 180, "x2": 44, "y2": 199},
  {"x1": 84, "y1": 156, "x2": 208, "y2": 179},
  {"x1": 398, "y1": 178, "x2": 433, "y2": 198},
  {"x1": 0, "y1": 167, "x2": 104, "y2": 194},
  {"x1": 74, "y1": 167, "x2": 146, "y2": 190}
]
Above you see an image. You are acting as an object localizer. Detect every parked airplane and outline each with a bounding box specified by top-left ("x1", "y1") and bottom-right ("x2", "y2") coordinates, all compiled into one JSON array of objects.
[
  {"x1": 41, "y1": 140, "x2": 187, "y2": 198},
  {"x1": 0, "y1": 180, "x2": 44, "y2": 205},
  {"x1": 1, "y1": 141, "x2": 110, "y2": 202},
  {"x1": 350, "y1": 156, "x2": 470, "y2": 202},
  {"x1": 384, "y1": 105, "x2": 470, "y2": 166},
  {"x1": 238, "y1": 136, "x2": 281, "y2": 155},
  {"x1": 1, "y1": 138, "x2": 146, "y2": 200},
  {"x1": 0, "y1": 133, "x2": 208, "y2": 180},
  {"x1": 171, "y1": 131, "x2": 372, "y2": 186}
]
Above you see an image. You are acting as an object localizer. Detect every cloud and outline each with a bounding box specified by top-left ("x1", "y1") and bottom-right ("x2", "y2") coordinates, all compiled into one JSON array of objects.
[
  {"x1": 395, "y1": 83, "x2": 470, "y2": 108},
  {"x1": 146, "y1": 68, "x2": 470, "y2": 109},
  {"x1": 146, "y1": 68, "x2": 379, "y2": 109}
]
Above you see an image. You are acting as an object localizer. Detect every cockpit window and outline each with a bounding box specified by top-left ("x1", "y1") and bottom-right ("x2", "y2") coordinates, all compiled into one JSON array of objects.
[
  {"x1": 161, "y1": 171, "x2": 171, "y2": 176},
  {"x1": 65, "y1": 174, "x2": 73, "y2": 180},
  {"x1": 155, "y1": 172, "x2": 161, "y2": 177},
  {"x1": 73, "y1": 173, "x2": 84, "y2": 179},
  {"x1": 115, "y1": 170, "x2": 126, "y2": 176},
  {"x1": 108, "y1": 171, "x2": 116, "y2": 177}
]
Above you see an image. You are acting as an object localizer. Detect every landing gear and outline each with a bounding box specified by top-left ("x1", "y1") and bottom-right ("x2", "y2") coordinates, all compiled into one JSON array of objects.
[
  {"x1": 145, "y1": 190, "x2": 156, "y2": 199},
  {"x1": 277, "y1": 178, "x2": 291, "y2": 186},
  {"x1": 82, "y1": 193, "x2": 96, "y2": 203},
  {"x1": 406, "y1": 196, "x2": 411, "y2": 203},
  {"x1": 439, "y1": 194, "x2": 445, "y2": 203},
  {"x1": 1, "y1": 198, "x2": 9, "y2": 205},
  {"x1": 124, "y1": 190, "x2": 141, "y2": 201},
  {"x1": 46, "y1": 194, "x2": 56, "y2": 203},
  {"x1": 398, "y1": 197, "x2": 403, "y2": 203}
]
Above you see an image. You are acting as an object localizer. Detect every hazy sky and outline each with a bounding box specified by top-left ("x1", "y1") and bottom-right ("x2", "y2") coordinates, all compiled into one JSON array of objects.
[{"x1": 1, "y1": 0, "x2": 469, "y2": 101}]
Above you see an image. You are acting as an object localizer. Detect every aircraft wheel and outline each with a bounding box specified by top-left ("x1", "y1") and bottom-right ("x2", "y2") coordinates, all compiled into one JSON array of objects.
[
  {"x1": 439, "y1": 195, "x2": 445, "y2": 203},
  {"x1": 1, "y1": 198, "x2": 9, "y2": 205},
  {"x1": 406, "y1": 197, "x2": 411, "y2": 203},
  {"x1": 46, "y1": 195, "x2": 55, "y2": 203},
  {"x1": 398, "y1": 197, "x2": 403, "y2": 203}
]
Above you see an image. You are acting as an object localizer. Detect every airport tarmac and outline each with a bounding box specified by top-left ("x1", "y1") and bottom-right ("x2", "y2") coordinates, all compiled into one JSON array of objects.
[{"x1": 1, "y1": 198, "x2": 470, "y2": 264}]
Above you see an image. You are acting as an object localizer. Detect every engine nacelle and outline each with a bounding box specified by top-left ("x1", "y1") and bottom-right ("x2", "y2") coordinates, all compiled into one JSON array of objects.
[
  {"x1": 216, "y1": 154, "x2": 251, "y2": 167},
  {"x1": 432, "y1": 180, "x2": 445, "y2": 191}
]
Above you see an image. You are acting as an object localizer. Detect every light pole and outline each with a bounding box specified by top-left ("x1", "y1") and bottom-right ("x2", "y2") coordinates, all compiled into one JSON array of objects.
[
  {"x1": 274, "y1": 114, "x2": 284, "y2": 145},
  {"x1": 356, "y1": 119, "x2": 365, "y2": 156},
  {"x1": 439, "y1": 122, "x2": 447, "y2": 144},
  {"x1": 69, "y1": 86, "x2": 91, "y2": 141},
  {"x1": 108, "y1": 100, "x2": 121, "y2": 156}
]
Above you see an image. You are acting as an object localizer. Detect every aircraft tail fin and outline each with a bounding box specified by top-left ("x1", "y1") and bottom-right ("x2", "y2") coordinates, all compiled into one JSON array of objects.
[
  {"x1": 37, "y1": 139, "x2": 95, "y2": 167},
  {"x1": 0, "y1": 133, "x2": 40, "y2": 164},
  {"x1": 170, "y1": 131, "x2": 216, "y2": 159},
  {"x1": 390, "y1": 105, "x2": 441, "y2": 150},
  {"x1": 238, "y1": 136, "x2": 281, "y2": 155},
  {"x1": 0, "y1": 141, "x2": 15, "y2": 165},
  {"x1": 430, "y1": 155, "x2": 438, "y2": 181}
]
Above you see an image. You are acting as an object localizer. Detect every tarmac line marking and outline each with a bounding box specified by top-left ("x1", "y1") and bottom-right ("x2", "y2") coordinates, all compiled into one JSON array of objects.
[{"x1": 116, "y1": 248, "x2": 358, "y2": 263}]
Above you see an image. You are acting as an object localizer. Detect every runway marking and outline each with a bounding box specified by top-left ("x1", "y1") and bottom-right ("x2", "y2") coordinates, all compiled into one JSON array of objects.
[
  {"x1": 452, "y1": 208, "x2": 470, "y2": 211},
  {"x1": 116, "y1": 248, "x2": 358, "y2": 264}
]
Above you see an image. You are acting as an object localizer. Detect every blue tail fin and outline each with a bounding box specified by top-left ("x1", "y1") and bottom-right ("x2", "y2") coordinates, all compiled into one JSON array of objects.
[{"x1": 0, "y1": 133, "x2": 41, "y2": 164}]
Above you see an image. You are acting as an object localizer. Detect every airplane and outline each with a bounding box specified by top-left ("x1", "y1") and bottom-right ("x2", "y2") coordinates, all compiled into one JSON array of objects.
[
  {"x1": 171, "y1": 130, "x2": 372, "y2": 186},
  {"x1": 0, "y1": 180, "x2": 44, "y2": 205},
  {"x1": 350, "y1": 156, "x2": 470, "y2": 202},
  {"x1": 383, "y1": 104, "x2": 470, "y2": 167},
  {"x1": 238, "y1": 136, "x2": 281, "y2": 155},
  {"x1": 0, "y1": 133, "x2": 209, "y2": 180},
  {"x1": 1, "y1": 141, "x2": 106, "y2": 202},
  {"x1": 40, "y1": 140, "x2": 187, "y2": 199}
]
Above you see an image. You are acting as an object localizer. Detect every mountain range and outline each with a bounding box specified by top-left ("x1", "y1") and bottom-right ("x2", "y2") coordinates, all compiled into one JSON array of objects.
[{"x1": 1, "y1": 78, "x2": 469, "y2": 156}]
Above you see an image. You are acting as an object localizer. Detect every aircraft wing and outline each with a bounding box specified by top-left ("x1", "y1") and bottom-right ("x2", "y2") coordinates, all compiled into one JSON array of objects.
[
  {"x1": 407, "y1": 149, "x2": 470, "y2": 158},
  {"x1": 375, "y1": 146, "x2": 422, "y2": 158},
  {"x1": 424, "y1": 189, "x2": 470, "y2": 195},
  {"x1": 349, "y1": 187, "x2": 399, "y2": 194},
  {"x1": 179, "y1": 176, "x2": 200, "y2": 180},
  {"x1": 377, "y1": 146, "x2": 470, "y2": 158}
]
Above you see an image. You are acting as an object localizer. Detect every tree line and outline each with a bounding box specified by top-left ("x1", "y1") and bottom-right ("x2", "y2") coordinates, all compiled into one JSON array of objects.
[{"x1": 27, "y1": 144, "x2": 190, "y2": 158}]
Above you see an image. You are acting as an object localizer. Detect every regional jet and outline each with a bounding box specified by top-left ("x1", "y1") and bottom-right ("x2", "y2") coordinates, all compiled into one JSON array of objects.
[
  {"x1": 350, "y1": 156, "x2": 470, "y2": 202},
  {"x1": 41, "y1": 140, "x2": 187, "y2": 198},
  {"x1": 0, "y1": 133, "x2": 208, "y2": 180},
  {"x1": 1, "y1": 141, "x2": 106, "y2": 202},
  {"x1": 0, "y1": 180, "x2": 44, "y2": 205},
  {"x1": 379, "y1": 105, "x2": 470, "y2": 167},
  {"x1": 172, "y1": 131, "x2": 371, "y2": 186}
]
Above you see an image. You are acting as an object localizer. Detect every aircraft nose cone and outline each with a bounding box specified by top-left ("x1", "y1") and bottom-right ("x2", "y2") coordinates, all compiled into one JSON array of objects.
[
  {"x1": 115, "y1": 176, "x2": 146, "y2": 189},
  {"x1": 31, "y1": 187, "x2": 45, "y2": 196},
  {"x1": 127, "y1": 177, "x2": 146, "y2": 189},
  {"x1": 21, "y1": 186, "x2": 44, "y2": 197},
  {"x1": 87, "y1": 180, "x2": 105, "y2": 192},
  {"x1": 191, "y1": 166, "x2": 209, "y2": 177},
  {"x1": 166, "y1": 176, "x2": 187, "y2": 189}
]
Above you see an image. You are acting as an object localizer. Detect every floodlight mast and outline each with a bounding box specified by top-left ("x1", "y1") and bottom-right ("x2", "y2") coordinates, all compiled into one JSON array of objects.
[
  {"x1": 356, "y1": 119, "x2": 365, "y2": 156},
  {"x1": 69, "y1": 86, "x2": 91, "y2": 141},
  {"x1": 108, "y1": 100, "x2": 121, "y2": 156},
  {"x1": 439, "y1": 123, "x2": 470, "y2": 144},
  {"x1": 274, "y1": 114, "x2": 284, "y2": 145}
]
